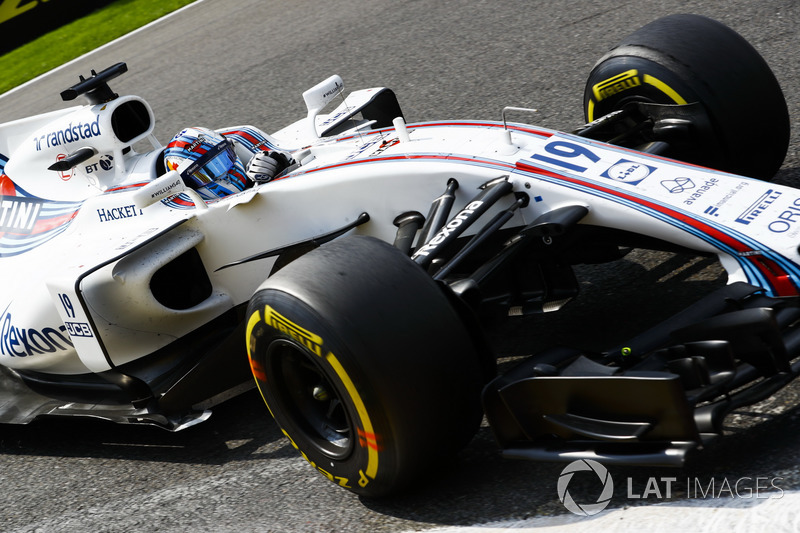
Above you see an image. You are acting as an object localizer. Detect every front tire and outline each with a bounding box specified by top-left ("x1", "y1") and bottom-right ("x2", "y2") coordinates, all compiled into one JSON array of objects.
[
  {"x1": 584, "y1": 14, "x2": 790, "y2": 180},
  {"x1": 246, "y1": 236, "x2": 486, "y2": 497}
]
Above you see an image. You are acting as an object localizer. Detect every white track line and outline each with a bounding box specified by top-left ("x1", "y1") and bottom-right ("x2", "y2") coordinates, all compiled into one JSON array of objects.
[{"x1": 417, "y1": 490, "x2": 800, "y2": 532}]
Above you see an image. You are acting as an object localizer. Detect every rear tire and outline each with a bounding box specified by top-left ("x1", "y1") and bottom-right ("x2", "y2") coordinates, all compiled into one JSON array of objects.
[
  {"x1": 246, "y1": 236, "x2": 486, "y2": 497},
  {"x1": 584, "y1": 14, "x2": 789, "y2": 180}
]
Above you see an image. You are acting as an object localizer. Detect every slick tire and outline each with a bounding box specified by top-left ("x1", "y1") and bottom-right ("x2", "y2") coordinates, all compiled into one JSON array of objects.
[
  {"x1": 584, "y1": 14, "x2": 789, "y2": 180},
  {"x1": 245, "y1": 236, "x2": 485, "y2": 497}
]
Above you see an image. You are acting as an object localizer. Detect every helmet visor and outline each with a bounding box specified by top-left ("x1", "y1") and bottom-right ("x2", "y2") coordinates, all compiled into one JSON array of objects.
[{"x1": 180, "y1": 139, "x2": 237, "y2": 188}]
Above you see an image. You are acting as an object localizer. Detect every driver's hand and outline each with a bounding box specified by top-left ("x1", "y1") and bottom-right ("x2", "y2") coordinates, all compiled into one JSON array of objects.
[{"x1": 246, "y1": 151, "x2": 291, "y2": 183}]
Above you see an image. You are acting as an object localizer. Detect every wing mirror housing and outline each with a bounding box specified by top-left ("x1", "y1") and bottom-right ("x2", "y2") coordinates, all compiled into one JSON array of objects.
[{"x1": 302, "y1": 75, "x2": 344, "y2": 138}]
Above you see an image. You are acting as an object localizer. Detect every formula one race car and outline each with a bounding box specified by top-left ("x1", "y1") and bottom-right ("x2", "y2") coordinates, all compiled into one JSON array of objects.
[{"x1": 0, "y1": 14, "x2": 797, "y2": 497}]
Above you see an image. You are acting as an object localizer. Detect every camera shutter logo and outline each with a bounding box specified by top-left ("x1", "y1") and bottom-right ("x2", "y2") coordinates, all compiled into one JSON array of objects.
[
  {"x1": 662, "y1": 177, "x2": 695, "y2": 194},
  {"x1": 557, "y1": 459, "x2": 614, "y2": 516}
]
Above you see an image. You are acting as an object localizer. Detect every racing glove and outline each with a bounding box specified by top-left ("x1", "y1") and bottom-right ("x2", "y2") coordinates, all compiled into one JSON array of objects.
[{"x1": 246, "y1": 150, "x2": 291, "y2": 183}]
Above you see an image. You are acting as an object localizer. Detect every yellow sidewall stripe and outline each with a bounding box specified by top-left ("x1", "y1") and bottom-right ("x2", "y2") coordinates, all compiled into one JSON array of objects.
[
  {"x1": 324, "y1": 350, "x2": 379, "y2": 479},
  {"x1": 245, "y1": 305, "x2": 379, "y2": 482},
  {"x1": 587, "y1": 73, "x2": 686, "y2": 122},
  {"x1": 246, "y1": 309, "x2": 277, "y2": 418},
  {"x1": 245, "y1": 309, "x2": 260, "y2": 361},
  {"x1": 643, "y1": 74, "x2": 688, "y2": 104}
]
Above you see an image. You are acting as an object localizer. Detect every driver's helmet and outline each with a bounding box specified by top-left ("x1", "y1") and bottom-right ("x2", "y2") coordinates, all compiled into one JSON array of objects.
[{"x1": 164, "y1": 127, "x2": 249, "y2": 200}]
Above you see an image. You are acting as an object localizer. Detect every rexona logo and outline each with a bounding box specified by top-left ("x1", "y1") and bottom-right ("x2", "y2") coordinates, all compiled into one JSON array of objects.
[
  {"x1": 33, "y1": 116, "x2": 101, "y2": 151},
  {"x1": 0, "y1": 310, "x2": 74, "y2": 357},
  {"x1": 0, "y1": 196, "x2": 43, "y2": 234},
  {"x1": 557, "y1": 459, "x2": 614, "y2": 516},
  {"x1": 412, "y1": 201, "x2": 484, "y2": 258}
]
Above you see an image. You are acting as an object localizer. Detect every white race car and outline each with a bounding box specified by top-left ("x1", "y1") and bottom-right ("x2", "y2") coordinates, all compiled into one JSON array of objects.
[{"x1": 1, "y1": 14, "x2": 797, "y2": 497}]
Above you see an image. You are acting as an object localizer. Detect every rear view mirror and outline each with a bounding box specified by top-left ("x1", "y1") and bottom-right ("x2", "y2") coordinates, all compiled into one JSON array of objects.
[
  {"x1": 132, "y1": 170, "x2": 186, "y2": 208},
  {"x1": 302, "y1": 75, "x2": 344, "y2": 137}
]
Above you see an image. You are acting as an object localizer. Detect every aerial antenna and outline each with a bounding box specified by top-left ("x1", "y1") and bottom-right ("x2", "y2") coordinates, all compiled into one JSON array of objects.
[{"x1": 60, "y1": 62, "x2": 128, "y2": 104}]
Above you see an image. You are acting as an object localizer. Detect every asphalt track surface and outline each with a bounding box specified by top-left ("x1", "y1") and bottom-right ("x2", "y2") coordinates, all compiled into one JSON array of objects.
[{"x1": 1, "y1": 1, "x2": 800, "y2": 531}]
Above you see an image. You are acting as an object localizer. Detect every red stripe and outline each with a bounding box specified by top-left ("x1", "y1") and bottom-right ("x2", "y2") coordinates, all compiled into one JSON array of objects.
[
  {"x1": 105, "y1": 182, "x2": 148, "y2": 193},
  {"x1": 167, "y1": 140, "x2": 209, "y2": 155},
  {"x1": 31, "y1": 210, "x2": 78, "y2": 233},
  {"x1": 227, "y1": 129, "x2": 261, "y2": 146},
  {"x1": 357, "y1": 428, "x2": 382, "y2": 451},
  {"x1": 517, "y1": 161, "x2": 799, "y2": 296},
  {"x1": 0, "y1": 174, "x2": 15, "y2": 196},
  {"x1": 334, "y1": 121, "x2": 554, "y2": 142}
]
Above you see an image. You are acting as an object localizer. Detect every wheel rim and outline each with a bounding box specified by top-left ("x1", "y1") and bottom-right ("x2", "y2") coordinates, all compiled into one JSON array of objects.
[{"x1": 266, "y1": 339, "x2": 354, "y2": 460}]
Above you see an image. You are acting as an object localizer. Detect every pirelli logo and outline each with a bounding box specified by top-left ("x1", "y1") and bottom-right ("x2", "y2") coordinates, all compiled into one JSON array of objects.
[
  {"x1": 592, "y1": 69, "x2": 642, "y2": 102},
  {"x1": 263, "y1": 305, "x2": 323, "y2": 356}
]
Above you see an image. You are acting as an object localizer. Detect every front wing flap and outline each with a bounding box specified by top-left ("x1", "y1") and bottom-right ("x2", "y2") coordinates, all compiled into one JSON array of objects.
[{"x1": 483, "y1": 282, "x2": 800, "y2": 465}]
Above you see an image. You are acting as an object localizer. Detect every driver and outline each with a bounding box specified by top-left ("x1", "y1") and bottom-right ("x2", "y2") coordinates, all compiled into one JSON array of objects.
[{"x1": 164, "y1": 126, "x2": 292, "y2": 200}]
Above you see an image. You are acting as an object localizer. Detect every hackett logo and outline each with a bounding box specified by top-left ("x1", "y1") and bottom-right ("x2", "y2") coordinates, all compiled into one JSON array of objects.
[{"x1": 96, "y1": 204, "x2": 143, "y2": 223}]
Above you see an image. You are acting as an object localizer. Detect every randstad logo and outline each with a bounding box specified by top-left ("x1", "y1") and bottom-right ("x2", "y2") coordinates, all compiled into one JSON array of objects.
[
  {"x1": 557, "y1": 459, "x2": 614, "y2": 516},
  {"x1": 33, "y1": 116, "x2": 102, "y2": 152}
]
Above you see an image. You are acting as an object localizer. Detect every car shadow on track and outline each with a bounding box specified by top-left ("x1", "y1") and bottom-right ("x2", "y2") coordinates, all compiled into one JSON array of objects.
[{"x1": 0, "y1": 389, "x2": 290, "y2": 466}]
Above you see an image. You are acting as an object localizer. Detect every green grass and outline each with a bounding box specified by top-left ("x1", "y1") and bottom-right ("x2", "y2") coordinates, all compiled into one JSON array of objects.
[{"x1": 0, "y1": 0, "x2": 195, "y2": 94}]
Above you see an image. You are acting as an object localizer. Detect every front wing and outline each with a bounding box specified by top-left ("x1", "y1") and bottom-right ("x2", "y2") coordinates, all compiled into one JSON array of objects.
[{"x1": 483, "y1": 281, "x2": 800, "y2": 465}]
